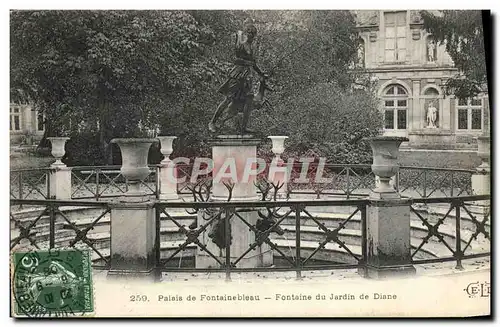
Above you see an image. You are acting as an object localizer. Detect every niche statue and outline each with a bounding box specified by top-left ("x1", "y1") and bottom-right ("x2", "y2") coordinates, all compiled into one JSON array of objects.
[{"x1": 208, "y1": 18, "x2": 272, "y2": 135}]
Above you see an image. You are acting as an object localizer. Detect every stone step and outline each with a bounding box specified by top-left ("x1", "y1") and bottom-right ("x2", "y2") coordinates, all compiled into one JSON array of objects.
[
  {"x1": 61, "y1": 217, "x2": 111, "y2": 234},
  {"x1": 10, "y1": 218, "x2": 65, "y2": 232}
]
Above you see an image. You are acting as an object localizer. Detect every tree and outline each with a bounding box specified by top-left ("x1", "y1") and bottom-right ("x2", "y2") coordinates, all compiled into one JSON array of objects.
[
  {"x1": 420, "y1": 10, "x2": 488, "y2": 99},
  {"x1": 10, "y1": 10, "x2": 219, "y2": 163},
  {"x1": 11, "y1": 10, "x2": 382, "y2": 165}
]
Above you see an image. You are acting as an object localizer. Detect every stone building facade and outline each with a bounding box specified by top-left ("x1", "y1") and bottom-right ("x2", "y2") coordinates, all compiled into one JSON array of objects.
[
  {"x1": 9, "y1": 103, "x2": 45, "y2": 145},
  {"x1": 355, "y1": 10, "x2": 489, "y2": 149}
]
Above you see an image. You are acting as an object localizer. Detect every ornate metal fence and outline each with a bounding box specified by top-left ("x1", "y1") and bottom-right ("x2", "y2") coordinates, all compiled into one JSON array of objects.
[
  {"x1": 9, "y1": 194, "x2": 490, "y2": 276},
  {"x1": 397, "y1": 167, "x2": 474, "y2": 198},
  {"x1": 10, "y1": 164, "x2": 476, "y2": 202},
  {"x1": 70, "y1": 165, "x2": 158, "y2": 200},
  {"x1": 10, "y1": 199, "x2": 112, "y2": 269},
  {"x1": 410, "y1": 195, "x2": 490, "y2": 268},
  {"x1": 154, "y1": 199, "x2": 368, "y2": 280},
  {"x1": 10, "y1": 168, "x2": 51, "y2": 200}
]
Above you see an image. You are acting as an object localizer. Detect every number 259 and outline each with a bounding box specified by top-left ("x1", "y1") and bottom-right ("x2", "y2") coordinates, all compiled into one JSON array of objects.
[{"x1": 130, "y1": 295, "x2": 148, "y2": 302}]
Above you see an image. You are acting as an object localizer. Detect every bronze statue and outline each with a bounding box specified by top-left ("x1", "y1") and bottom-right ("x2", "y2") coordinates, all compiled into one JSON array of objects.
[{"x1": 208, "y1": 18, "x2": 272, "y2": 135}]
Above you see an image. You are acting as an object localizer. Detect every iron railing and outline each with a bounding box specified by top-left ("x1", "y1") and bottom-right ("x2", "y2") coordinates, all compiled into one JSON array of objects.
[
  {"x1": 9, "y1": 194, "x2": 490, "y2": 278},
  {"x1": 10, "y1": 164, "x2": 476, "y2": 201},
  {"x1": 10, "y1": 199, "x2": 111, "y2": 269},
  {"x1": 10, "y1": 168, "x2": 52, "y2": 200},
  {"x1": 410, "y1": 195, "x2": 491, "y2": 269},
  {"x1": 154, "y1": 199, "x2": 368, "y2": 280},
  {"x1": 70, "y1": 165, "x2": 157, "y2": 200}
]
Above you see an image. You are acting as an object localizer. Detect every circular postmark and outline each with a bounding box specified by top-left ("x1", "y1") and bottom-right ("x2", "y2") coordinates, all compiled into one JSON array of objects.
[{"x1": 12, "y1": 248, "x2": 93, "y2": 317}]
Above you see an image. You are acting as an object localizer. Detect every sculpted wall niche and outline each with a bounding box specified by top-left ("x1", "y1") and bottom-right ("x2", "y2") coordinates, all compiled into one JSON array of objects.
[{"x1": 355, "y1": 10, "x2": 379, "y2": 27}]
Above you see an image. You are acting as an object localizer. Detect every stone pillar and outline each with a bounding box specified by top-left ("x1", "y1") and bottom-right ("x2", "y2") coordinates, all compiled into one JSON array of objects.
[
  {"x1": 411, "y1": 80, "x2": 421, "y2": 130},
  {"x1": 471, "y1": 136, "x2": 490, "y2": 209},
  {"x1": 268, "y1": 136, "x2": 289, "y2": 199},
  {"x1": 107, "y1": 201, "x2": 156, "y2": 280},
  {"x1": 47, "y1": 137, "x2": 71, "y2": 200},
  {"x1": 362, "y1": 137, "x2": 416, "y2": 279},
  {"x1": 107, "y1": 138, "x2": 158, "y2": 280},
  {"x1": 196, "y1": 135, "x2": 273, "y2": 269},
  {"x1": 157, "y1": 136, "x2": 179, "y2": 200}
]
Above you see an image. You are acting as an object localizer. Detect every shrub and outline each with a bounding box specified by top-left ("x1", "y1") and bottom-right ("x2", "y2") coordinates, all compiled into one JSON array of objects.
[{"x1": 252, "y1": 83, "x2": 383, "y2": 164}]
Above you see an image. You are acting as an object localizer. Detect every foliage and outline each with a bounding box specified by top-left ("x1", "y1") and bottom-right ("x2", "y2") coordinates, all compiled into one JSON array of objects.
[
  {"x1": 420, "y1": 10, "x2": 487, "y2": 99},
  {"x1": 254, "y1": 83, "x2": 382, "y2": 164},
  {"x1": 11, "y1": 10, "x2": 218, "y2": 160},
  {"x1": 11, "y1": 10, "x2": 381, "y2": 165}
]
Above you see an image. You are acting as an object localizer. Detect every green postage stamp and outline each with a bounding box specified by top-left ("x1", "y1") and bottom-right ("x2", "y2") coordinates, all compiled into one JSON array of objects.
[{"x1": 11, "y1": 249, "x2": 94, "y2": 317}]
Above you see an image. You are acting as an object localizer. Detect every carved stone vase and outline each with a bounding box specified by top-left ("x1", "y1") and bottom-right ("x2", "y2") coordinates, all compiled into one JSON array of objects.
[
  {"x1": 47, "y1": 137, "x2": 70, "y2": 166},
  {"x1": 367, "y1": 136, "x2": 408, "y2": 195},
  {"x1": 268, "y1": 136, "x2": 288, "y2": 158},
  {"x1": 157, "y1": 136, "x2": 177, "y2": 164},
  {"x1": 111, "y1": 138, "x2": 158, "y2": 200}
]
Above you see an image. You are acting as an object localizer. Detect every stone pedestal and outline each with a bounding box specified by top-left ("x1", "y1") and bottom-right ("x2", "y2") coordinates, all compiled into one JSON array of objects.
[
  {"x1": 408, "y1": 130, "x2": 454, "y2": 149},
  {"x1": 364, "y1": 196, "x2": 416, "y2": 279},
  {"x1": 268, "y1": 158, "x2": 289, "y2": 199},
  {"x1": 108, "y1": 201, "x2": 156, "y2": 280},
  {"x1": 471, "y1": 172, "x2": 490, "y2": 196},
  {"x1": 195, "y1": 135, "x2": 273, "y2": 269},
  {"x1": 49, "y1": 165, "x2": 72, "y2": 200},
  {"x1": 158, "y1": 163, "x2": 179, "y2": 200},
  {"x1": 471, "y1": 136, "x2": 490, "y2": 210},
  {"x1": 157, "y1": 136, "x2": 179, "y2": 200},
  {"x1": 361, "y1": 136, "x2": 415, "y2": 278},
  {"x1": 268, "y1": 136, "x2": 289, "y2": 199}
]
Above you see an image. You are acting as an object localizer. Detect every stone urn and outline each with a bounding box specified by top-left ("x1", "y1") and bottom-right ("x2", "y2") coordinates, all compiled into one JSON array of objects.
[
  {"x1": 157, "y1": 136, "x2": 177, "y2": 164},
  {"x1": 367, "y1": 136, "x2": 408, "y2": 195},
  {"x1": 111, "y1": 138, "x2": 158, "y2": 199},
  {"x1": 47, "y1": 137, "x2": 70, "y2": 166},
  {"x1": 268, "y1": 136, "x2": 288, "y2": 158},
  {"x1": 476, "y1": 136, "x2": 490, "y2": 171}
]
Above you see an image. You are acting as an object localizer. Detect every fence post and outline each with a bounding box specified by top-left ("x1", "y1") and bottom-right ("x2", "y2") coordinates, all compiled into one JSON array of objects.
[
  {"x1": 361, "y1": 137, "x2": 415, "y2": 279},
  {"x1": 224, "y1": 208, "x2": 232, "y2": 282},
  {"x1": 295, "y1": 204, "x2": 302, "y2": 280},
  {"x1": 95, "y1": 169, "x2": 100, "y2": 201},
  {"x1": 157, "y1": 136, "x2": 179, "y2": 200},
  {"x1": 49, "y1": 205, "x2": 56, "y2": 249},
  {"x1": 455, "y1": 202, "x2": 464, "y2": 270},
  {"x1": 154, "y1": 206, "x2": 161, "y2": 282},
  {"x1": 346, "y1": 168, "x2": 350, "y2": 199},
  {"x1": 18, "y1": 171, "x2": 23, "y2": 201},
  {"x1": 49, "y1": 166, "x2": 72, "y2": 200},
  {"x1": 358, "y1": 204, "x2": 368, "y2": 277},
  {"x1": 107, "y1": 200, "x2": 156, "y2": 281},
  {"x1": 471, "y1": 136, "x2": 490, "y2": 212}
]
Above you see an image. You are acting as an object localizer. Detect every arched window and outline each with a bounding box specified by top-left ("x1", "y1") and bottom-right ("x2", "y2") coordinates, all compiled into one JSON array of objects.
[{"x1": 383, "y1": 84, "x2": 408, "y2": 130}]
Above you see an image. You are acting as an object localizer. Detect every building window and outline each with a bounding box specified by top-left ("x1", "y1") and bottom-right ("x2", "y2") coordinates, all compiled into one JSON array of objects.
[
  {"x1": 383, "y1": 84, "x2": 408, "y2": 130},
  {"x1": 384, "y1": 11, "x2": 407, "y2": 62},
  {"x1": 10, "y1": 107, "x2": 21, "y2": 131},
  {"x1": 457, "y1": 98, "x2": 483, "y2": 131}
]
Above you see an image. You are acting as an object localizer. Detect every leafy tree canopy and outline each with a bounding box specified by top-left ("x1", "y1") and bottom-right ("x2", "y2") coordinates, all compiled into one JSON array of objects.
[
  {"x1": 11, "y1": 10, "x2": 381, "y2": 165},
  {"x1": 420, "y1": 10, "x2": 488, "y2": 99}
]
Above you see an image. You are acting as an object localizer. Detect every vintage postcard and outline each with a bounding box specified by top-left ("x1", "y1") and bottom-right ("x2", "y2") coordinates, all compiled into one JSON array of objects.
[{"x1": 9, "y1": 8, "x2": 491, "y2": 318}]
